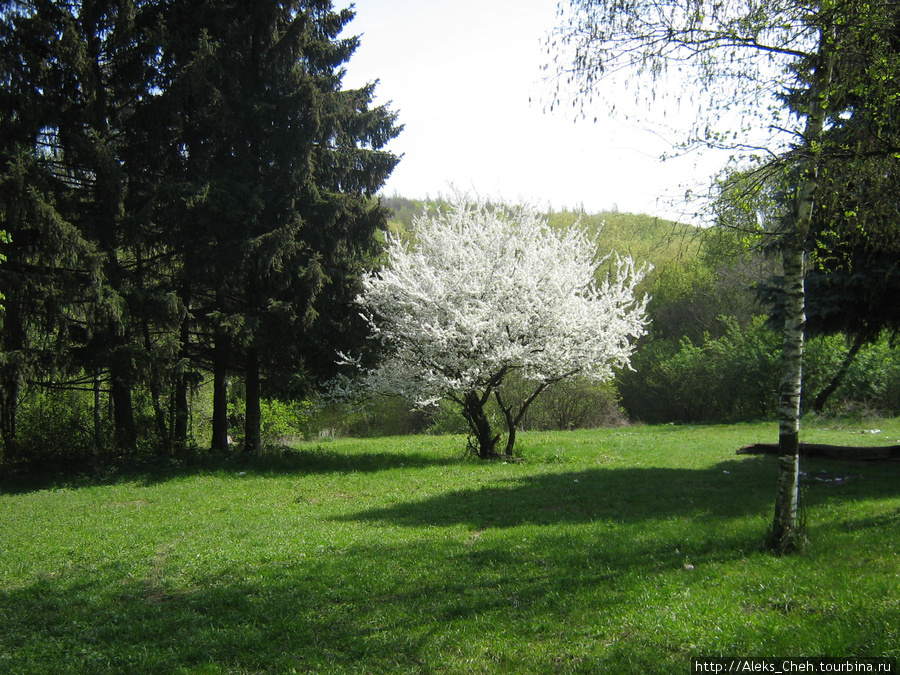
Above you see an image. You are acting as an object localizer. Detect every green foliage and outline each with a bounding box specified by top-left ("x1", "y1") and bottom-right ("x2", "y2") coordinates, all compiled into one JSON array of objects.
[
  {"x1": 2, "y1": 422, "x2": 899, "y2": 672},
  {"x1": 10, "y1": 388, "x2": 98, "y2": 470},
  {"x1": 822, "y1": 335, "x2": 900, "y2": 414},
  {"x1": 496, "y1": 374, "x2": 628, "y2": 431},
  {"x1": 547, "y1": 209, "x2": 696, "y2": 288},
  {"x1": 0, "y1": 230, "x2": 6, "y2": 305},
  {"x1": 621, "y1": 317, "x2": 782, "y2": 423},
  {"x1": 340, "y1": 395, "x2": 433, "y2": 438},
  {"x1": 428, "y1": 399, "x2": 474, "y2": 436},
  {"x1": 258, "y1": 398, "x2": 313, "y2": 449},
  {"x1": 383, "y1": 197, "x2": 695, "y2": 286},
  {"x1": 623, "y1": 318, "x2": 900, "y2": 424}
]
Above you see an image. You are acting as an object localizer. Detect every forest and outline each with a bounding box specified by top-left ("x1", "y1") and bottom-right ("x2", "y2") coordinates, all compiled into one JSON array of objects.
[{"x1": 0, "y1": 0, "x2": 402, "y2": 471}]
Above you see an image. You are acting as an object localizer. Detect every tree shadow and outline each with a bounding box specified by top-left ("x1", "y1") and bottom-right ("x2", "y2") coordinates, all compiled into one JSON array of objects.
[
  {"x1": 339, "y1": 455, "x2": 900, "y2": 531},
  {"x1": 339, "y1": 460, "x2": 772, "y2": 529},
  {"x1": 5, "y1": 496, "x2": 896, "y2": 673},
  {"x1": 0, "y1": 446, "x2": 465, "y2": 495},
  {"x1": 0, "y1": 527, "x2": 776, "y2": 673},
  {"x1": 3, "y1": 455, "x2": 899, "y2": 671}
]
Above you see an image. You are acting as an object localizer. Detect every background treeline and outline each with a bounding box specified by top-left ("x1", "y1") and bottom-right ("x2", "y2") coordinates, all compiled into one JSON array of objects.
[{"x1": 0, "y1": 0, "x2": 400, "y2": 472}]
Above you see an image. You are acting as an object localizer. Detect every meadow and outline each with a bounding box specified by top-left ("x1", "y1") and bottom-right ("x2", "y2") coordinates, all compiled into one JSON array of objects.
[{"x1": 1, "y1": 419, "x2": 898, "y2": 674}]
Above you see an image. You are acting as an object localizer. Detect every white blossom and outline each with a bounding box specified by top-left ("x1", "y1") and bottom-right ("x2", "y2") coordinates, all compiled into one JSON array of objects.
[{"x1": 353, "y1": 192, "x2": 651, "y2": 414}]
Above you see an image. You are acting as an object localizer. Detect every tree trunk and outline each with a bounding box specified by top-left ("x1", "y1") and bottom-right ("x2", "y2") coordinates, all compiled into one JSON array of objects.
[
  {"x1": 173, "y1": 370, "x2": 190, "y2": 452},
  {"x1": 462, "y1": 390, "x2": 498, "y2": 459},
  {"x1": 772, "y1": 229, "x2": 807, "y2": 553},
  {"x1": 107, "y1": 320, "x2": 137, "y2": 454},
  {"x1": 739, "y1": 442, "x2": 900, "y2": 460},
  {"x1": 0, "y1": 293, "x2": 25, "y2": 460},
  {"x1": 142, "y1": 318, "x2": 169, "y2": 452},
  {"x1": 244, "y1": 347, "x2": 262, "y2": 455},
  {"x1": 495, "y1": 381, "x2": 552, "y2": 457},
  {"x1": 0, "y1": 372, "x2": 21, "y2": 461},
  {"x1": 211, "y1": 337, "x2": 230, "y2": 452},
  {"x1": 136, "y1": 245, "x2": 168, "y2": 451},
  {"x1": 813, "y1": 333, "x2": 865, "y2": 413},
  {"x1": 498, "y1": 399, "x2": 517, "y2": 458},
  {"x1": 111, "y1": 367, "x2": 137, "y2": 453},
  {"x1": 93, "y1": 370, "x2": 103, "y2": 450},
  {"x1": 172, "y1": 286, "x2": 192, "y2": 452}
]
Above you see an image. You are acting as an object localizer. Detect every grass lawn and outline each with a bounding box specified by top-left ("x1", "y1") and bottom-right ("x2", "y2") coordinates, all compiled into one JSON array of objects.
[{"x1": 1, "y1": 419, "x2": 898, "y2": 674}]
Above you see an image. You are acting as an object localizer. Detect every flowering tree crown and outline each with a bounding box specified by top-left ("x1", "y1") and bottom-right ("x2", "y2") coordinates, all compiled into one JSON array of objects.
[{"x1": 354, "y1": 194, "x2": 650, "y2": 410}]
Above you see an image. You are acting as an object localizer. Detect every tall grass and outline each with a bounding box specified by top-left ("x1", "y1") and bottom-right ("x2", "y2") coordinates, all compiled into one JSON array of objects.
[{"x1": 1, "y1": 421, "x2": 898, "y2": 673}]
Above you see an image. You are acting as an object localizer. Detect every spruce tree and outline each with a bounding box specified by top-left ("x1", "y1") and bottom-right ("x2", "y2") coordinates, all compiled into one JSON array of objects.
[
  {"x1": 163, "y1": 0, "x2": 400, "y2": 453},
  {"x1": 0, "y1": 3, "x2": 102, "y2": 457}
]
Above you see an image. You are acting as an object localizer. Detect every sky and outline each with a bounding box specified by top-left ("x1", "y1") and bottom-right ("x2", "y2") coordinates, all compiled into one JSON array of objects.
[{"x1": 340, "y1": 0, "x2": 733, "y2": 223}]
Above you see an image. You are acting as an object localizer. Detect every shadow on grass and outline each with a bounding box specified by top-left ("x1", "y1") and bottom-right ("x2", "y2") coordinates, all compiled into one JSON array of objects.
[
  {"x1": 340, "y1": 459, "x2": 774, "y2": 529},
  {"x1": 0, "y1": 524, "x2": 776, "y2": 674},
  {"x1": 341, "y1": 455, "x2": 900, "y2": 531},
  {"x1": 4, "y1": 509, "x2": 897, "y2": 674},
  {"x1": 0, "y1": 446, "x2": 465, "y2": 495}
]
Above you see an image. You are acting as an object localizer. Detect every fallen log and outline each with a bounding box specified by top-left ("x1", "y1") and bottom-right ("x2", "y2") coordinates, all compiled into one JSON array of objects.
[{"x1": 737, "y1": 442, "x2": 900, "y2": 461}]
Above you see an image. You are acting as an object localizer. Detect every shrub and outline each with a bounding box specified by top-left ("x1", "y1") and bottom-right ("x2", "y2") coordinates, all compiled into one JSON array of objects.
[
  {"x1": 510, "y1": 377, "x2": 628, "y2": 430},
  {"x1": 620, "y1": 316, "x2": 781, "y2": 423},
  {"x1": 10, "y1": 386, "x2": 99, "y2": 471}
]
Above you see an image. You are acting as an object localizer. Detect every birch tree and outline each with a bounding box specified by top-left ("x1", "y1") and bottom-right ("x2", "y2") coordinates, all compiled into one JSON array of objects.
[
  {"x1": 546, "y1": 0, "x2": 850, "y2": 551},
  {"x1": 350, "y1": 194, "x2": 649, "y2": 459}
]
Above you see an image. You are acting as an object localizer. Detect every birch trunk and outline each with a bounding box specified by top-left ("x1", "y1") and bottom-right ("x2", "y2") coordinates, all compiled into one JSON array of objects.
[{"x1": 772, "y1": 244, "x2": 805, "y2": 551}]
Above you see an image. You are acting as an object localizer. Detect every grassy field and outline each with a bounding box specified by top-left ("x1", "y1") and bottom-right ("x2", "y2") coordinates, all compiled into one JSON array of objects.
[{"x1": 1, "y1": 419, "x2": 898, "y2": 674}]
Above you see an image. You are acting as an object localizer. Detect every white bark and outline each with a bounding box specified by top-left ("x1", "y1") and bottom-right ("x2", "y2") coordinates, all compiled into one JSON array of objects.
[{"x1": 772, "y1": 243, "x2": 805, "y2": 550}]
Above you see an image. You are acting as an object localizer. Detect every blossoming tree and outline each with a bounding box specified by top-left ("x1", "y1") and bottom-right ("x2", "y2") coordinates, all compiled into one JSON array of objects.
[{"x1": 352, "y1": 194, "x2": 650, "y2": 458}]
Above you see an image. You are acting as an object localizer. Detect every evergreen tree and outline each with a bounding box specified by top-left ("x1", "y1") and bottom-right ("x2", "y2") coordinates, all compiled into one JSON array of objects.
[
  {"x1": 163, "y1": 0, "x2": 400, "y2": 454},
  {"x1": 1, "y1": 0, "x2": 399, "y2": 462},
  {"x1": 45, "y1": 0, "x2": 177, "y2": 454},
  {"x1": 0, "y1": 2, "x2": 104, "y2": 458}
]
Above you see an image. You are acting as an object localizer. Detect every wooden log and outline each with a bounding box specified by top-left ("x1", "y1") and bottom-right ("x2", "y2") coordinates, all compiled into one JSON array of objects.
[{"x1": 737, "y1": 442, "x2": 900, "y2": 461}]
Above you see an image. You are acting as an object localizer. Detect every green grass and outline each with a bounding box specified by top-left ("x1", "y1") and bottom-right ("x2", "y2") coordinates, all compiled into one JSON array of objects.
[{"x1": 1, "y1": 420, "x2": 898, "y2": 674}]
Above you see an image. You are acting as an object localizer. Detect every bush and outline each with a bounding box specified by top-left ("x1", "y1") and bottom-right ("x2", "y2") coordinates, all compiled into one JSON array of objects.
[
  {"x1": 515, "y1": 377, "x2": 628, "y2": 430},
  {"x1": 620, "y1": 316, "x2": 781, "y2": 423},
  {"x1": 427, "y1": 399, "x2": 472, "y2": 436},
  {"x1": 621, "y1": 315, "x2": 900, "y2": 424},
  {"x1": 423, "y1": 376, "x2": 629, "y2": 438},
  {"x1": 340, "y1": 394, "x2": 433, "y2": 438},
  {"x1": 821, "y1": 334, "x2": 900, "y2": 414},
  {"x1": 9, "y1": 386, "x2": 99, "y2": 471},
  {"x1": 259, "y1": 398, "x2": 314, "y2": 447}
]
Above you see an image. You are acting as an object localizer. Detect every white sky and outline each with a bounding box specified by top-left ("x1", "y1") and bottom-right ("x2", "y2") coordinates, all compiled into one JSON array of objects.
[{"x1": 341, "y1": 0, "x2": 733, "y2": 223}]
